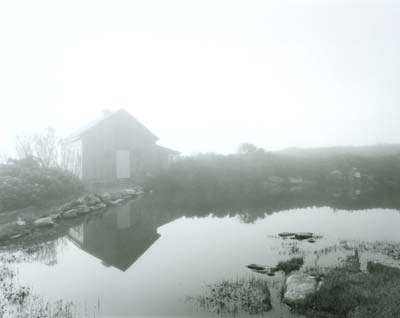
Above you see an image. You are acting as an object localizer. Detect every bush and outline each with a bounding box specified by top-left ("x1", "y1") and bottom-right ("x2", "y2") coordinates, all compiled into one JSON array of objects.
[
  {"x1": 191, "y1": 277, "x2": 271, "y2": 315},
  {"x1": 303, "y1": 256, "x2": 400, "y2": 318},
  {"x1": 0, "y1": 157, "x2": 83, "y2": 212}
]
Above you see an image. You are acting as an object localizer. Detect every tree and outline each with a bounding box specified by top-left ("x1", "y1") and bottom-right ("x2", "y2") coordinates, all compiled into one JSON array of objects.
[
  {"x1": 15, "y1": 127, "x2": 60, "y2": 167},
  {"x1": 237, "y1": 143, "x2": 266, "y2": 155}
]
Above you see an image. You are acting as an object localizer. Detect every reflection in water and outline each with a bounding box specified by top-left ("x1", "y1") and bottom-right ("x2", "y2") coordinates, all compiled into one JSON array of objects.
[
  {"x1": 68, "y1": 200, "x2": 178, "y2": 272},
  {"x1": 7, "y1": 197, "x2": 400, "y2": 317}
]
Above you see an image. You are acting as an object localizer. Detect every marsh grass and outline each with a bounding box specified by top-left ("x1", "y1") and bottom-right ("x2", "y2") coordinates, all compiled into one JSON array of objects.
[
  {"x1": 189, "y1": 277, "x2": 272, "y2": 316},
  {"x1": 0, "y1": 252, "x2": 84, "y2": 318},
  {"x1": 301, "y1": 252, "x2": 400, "y2": 318},
  {"x1": 275, "y1": 257, "x2": 304, "y2": 274}
]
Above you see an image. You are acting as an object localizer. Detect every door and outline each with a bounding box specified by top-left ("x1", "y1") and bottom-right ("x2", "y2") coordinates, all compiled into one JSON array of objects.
[{"x1": 116, "y1": 150, "x2": 131, "y2": 179}]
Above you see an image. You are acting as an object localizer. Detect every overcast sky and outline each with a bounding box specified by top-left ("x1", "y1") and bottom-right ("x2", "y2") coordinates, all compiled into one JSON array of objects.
[{"x1": 1, "y1": 0, "x2": 399, "y2": 156}]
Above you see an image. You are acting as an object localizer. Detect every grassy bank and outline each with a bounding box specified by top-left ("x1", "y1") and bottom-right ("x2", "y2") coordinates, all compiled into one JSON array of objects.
[
  {"x1": 301, "y1": 253, "x2": 400, "y2": 318},
  {"x1": 0, "y1": 157, "x2": 82, "y2": 213},
  {"x1": 143, "y1": 152, "x2": 400, "y2": 214}
]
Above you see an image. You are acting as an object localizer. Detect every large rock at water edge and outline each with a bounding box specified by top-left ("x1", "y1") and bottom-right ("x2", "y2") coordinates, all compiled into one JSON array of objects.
[
  {"x1": 34, "y1": 217, "x2": 55, "y2": 227},
  {"x1": 90, "y1": 203, "x2": 107, "y2": 211},
  {"x1": 109, "y1": 198, "x2": 125, "y2": 206},
  {"x1": 98, "y1": 192, "x2": 112, "y2": 202},
  {"x1": 62, "y1": 209, "x2": 78, "y2": 218},
  {"x1": 76, "y1": 205, "x2": 91, "y2": 214},
  {"x1": 294, "y1": 232, "x2": 314, "y2": 240},
  {"x1": 283, "y1": 272, "x2": 318, "y2": 306}
]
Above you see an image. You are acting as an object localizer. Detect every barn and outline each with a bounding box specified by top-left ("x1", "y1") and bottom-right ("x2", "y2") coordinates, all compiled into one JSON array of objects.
[{"x1": 61, "y1": 109, "x2": 178, "y2": 182}]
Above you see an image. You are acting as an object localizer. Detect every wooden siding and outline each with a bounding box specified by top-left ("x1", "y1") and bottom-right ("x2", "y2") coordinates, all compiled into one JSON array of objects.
[{"x1": 80, "y1": 111, "x2": 160, "y2": 181}]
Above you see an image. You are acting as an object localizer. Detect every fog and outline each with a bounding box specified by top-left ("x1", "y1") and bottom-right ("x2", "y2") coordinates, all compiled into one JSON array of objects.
[{"x1": 1, "y1": 0, "x2": 400, "y2": 156}]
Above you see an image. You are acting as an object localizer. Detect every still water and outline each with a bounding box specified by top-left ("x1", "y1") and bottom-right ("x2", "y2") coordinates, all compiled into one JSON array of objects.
[{"x1": 9, "y1": 199, "x2": 400, "y2": 317}]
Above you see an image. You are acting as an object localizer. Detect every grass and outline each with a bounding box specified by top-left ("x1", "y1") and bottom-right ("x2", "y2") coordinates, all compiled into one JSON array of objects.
[
  {"x1": 189, "y1": 277, "x2": 271, "y2": 316},
  {"x1": 275, "y1": 257, "x2": 304, "y2": 274},
  {"x1": 300, "y1": 252, "x2": 400, "y2": 318},
  {"x1": 0, "y1": 253, "x2": 82, "y2": 318}
]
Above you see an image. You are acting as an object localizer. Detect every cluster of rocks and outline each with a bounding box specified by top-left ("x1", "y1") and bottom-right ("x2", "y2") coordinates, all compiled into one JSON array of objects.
[
  {"x1": 34, "y1": 189, "x2": 142, "y2": 227},
  {"x1": 0, "y1": 188, "x2": 143, "y2": 242},
  {"x1": 246, "y1": 257, "x2": 321, "y2": 307}
]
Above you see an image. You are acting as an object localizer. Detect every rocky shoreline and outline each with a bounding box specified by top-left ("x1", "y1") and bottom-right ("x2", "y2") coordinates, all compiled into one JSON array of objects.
[{"x1": 0, "y1": 188, "x2": 143, "y2": 245}]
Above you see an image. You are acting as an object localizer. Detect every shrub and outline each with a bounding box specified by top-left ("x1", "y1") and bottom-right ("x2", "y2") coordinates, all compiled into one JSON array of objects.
[
  {"x1": 0, "y1": 157, "x2": 82, "y2": 212},
  {"x1": 191, "y1": 277, "x2": 271, "y2": 315},
  {"x1": 303, "y1": 256, "x2": 400, "y2": 318}
]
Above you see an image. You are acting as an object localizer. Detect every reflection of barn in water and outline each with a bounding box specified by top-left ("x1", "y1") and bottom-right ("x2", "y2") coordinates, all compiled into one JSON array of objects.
[{"x1": 68, "y1": 200, "x2": 175, "y2": 271}]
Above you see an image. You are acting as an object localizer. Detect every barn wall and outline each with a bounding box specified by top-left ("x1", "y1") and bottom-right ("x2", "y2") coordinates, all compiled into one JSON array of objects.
[{"x1": 81, "y1": 112, "x2": 159, "y2": 181}]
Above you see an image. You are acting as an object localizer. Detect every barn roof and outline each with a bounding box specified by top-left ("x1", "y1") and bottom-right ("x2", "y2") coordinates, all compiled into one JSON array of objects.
[
  {"x1": 63, "y1": 108, "x2": 159, "y2": 143},
  {"x1": 156, "y1": 145, "x2": 180, "y2": 156}
]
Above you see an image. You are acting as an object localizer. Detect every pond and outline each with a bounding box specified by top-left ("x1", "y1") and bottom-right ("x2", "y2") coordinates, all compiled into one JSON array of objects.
[{"x1": 2, "y1": 198, "x2": 400, "y2": 317}]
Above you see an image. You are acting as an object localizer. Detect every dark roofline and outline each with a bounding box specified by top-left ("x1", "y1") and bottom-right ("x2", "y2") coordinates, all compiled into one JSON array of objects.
[
  {"x1": 156, "y1": 145, "x2": 180, "y2": 156},
  {"x1": 63, "y1": 108, "x2": 159, "y2": 143}
]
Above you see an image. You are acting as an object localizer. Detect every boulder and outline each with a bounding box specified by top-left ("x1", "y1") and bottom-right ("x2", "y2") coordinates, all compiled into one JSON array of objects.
[
  {"x1": 294, "y1": 232, "x2": 314, "y2": 240},
  {"x1": 16, "y1": 218, "x2": 26, "y2": 226},
  {"x1": 76, "y1": 205, "x2": 91, "y2": 214},
  {"x1": 75, "y1": 196, "x2": 87, "y2": 205},
  {"x1": 247, "y1": 264, "x2": 266, "y2": 271},
  {"x1": 283, "y1": 272, "x2": 318, "y2": 306},
  {"x1": 109, "y1": 198, "x2": 125, "y2": 206},
  {"x1": 60, "y1": 200, "x2": 80, "y2": 212},
  {"x1": 34, "y1": 217, "x2": 55, "y2": 227},
  {"x1": 90, "y1": 203, "x2": 107, "y2": 211},
  {"x1": 247, "y1": 264, "x2": 277, "y2": 276},
  {"x1": 9, "y1": 232, "x2": 27, "y2": 240},
  {"x1": 85, "y1": 194, "x2": 101, "y2": 205},
  {"x1": 124, "y1": 189, "x2": 137, "y2": 196},
  {"x1": 98, "y1": 192, "x2": 112, "y2": 202},
  {"x1": 62, "y1": 209, "x2": 78, "y2": 219},
  {"x1": 50, "y1": 212, "x2": 61, "y2": 220},
  {"x1": 278, "y1": 232, "x2": 296, "y2": 238},
  {"x1": 122, "y1": 189, "x2": 139, "y2": 198}
]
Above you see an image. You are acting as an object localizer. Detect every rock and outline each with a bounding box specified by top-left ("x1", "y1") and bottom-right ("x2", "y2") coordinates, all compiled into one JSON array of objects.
[
  {"x1": 90, "y1": 203, "x2": 107, "y2": 211},
  {"x1": 16, "y1": 218, "x2": 26, "y2": 226},
  {"x1": 278, "y1": 232, "x2": 296, "y2": 238},
  {"x1": 75, "y1": 196, "x2": 87, "y2": 205},
  {"x1": 247, "y1": 264, "x2": 277, "y2": 276},
  {"x1": 60, "y1": 200, "x2": 80, "y2": 212},
  {"x1": 307, "y1": 238, "x2": 316, "y2": 243},
  {"x1": 62, "y1": 209, "x2": 78, "y2": 218},
  {"x1": 50, "y1": 212, "x2": 61, "y2": 220},
  {"x1": 124, "y1": 189, "x2": 137, "y2": 195},
  {"x1": 122, "y1": 189, "x2": 138, "y2": 198},
  {"x1": 247, "y1": 264, "x2": 266, "y2": 271},
  {"x1": 86, "y1": 194, "x2": 101, "y2": 205},
  {"x1": 283, "y1": 272, "x2": 318, "y2": 306},
  {"x1": 109, "y1": 198, "x2": 125, "y2": 206},
  {"x1": 34, "y1": 217, "x2": 55, "y2": 227},
  {"x1": 294, "y1": 232, "x2": 314, "y2": 240},
  {"x1": 9, "y1": 232, "x2": 27, "y2": 240},
  {"x1": 98, "y1": 192, "x2": 112, "y2": 202},
  {"x1": 76, "y1": 205, "x2": 91, "y2": 214},
  {"x1": 278, "y1": 232, "x2": 315, "y2": 240}
]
